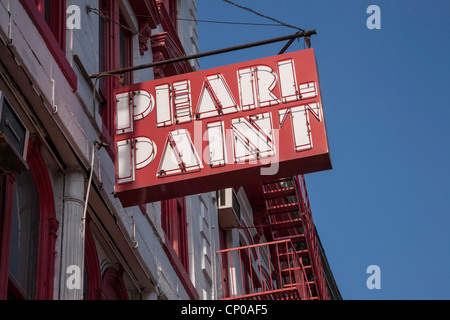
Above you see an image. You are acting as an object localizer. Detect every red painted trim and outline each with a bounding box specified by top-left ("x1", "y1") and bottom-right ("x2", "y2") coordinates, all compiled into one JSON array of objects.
[
  {"x1": 26, "y1": 138, "x2": 59, "y2": 300},
  {"x1": 119, "y1": 14, "x2": 134, "y2": 86},
  {"x1": 151, "y1": 32, "x2": 193, "y2": 78},
  {"x1": 99, "y1": 0, "x2": 119, "y2": 149},
  {"x1": 129, "y1": 0, "x2": 160, "y2": 29},
  {"x1": 260, "y1": 266, "x2": 272, "y2": 291},
  {"x1": 99, "y1": 1, "x2": 134, "y2": 148},
  {"x1": 157, "y1": 0, "x2": 177, "y2": 29},
  {"x1": 239, "y1": 245, "x2": 252, "y2": 294},
  {"x1": 34, "y1": 0, "x2": 66, "y2": 51},
  {"x1": 101, "y1": 268, "x2": 129, "y2": 300},
  {"x1": 49, "y1": 0, "x2": 66, "y2": 52},
  {"x1": 162, "y1": 233, "x2": 199, "y2": 300},
  {"x1": 161, "y1": 197, "x2": 198, "y2": 300},
  {"x1": 161, "y1": 198, "x2": 189, "y2": 269},
  {"x1": 138, "y1": 204, "x2": 147, "y2": 215},
  {"x1": 151, "y1": 0, "x2": 192, "y2": 79},
  {"x1": 19, "y1": 0, "x2": 78, "y2": 92},
  {"x1": 218, "y1": 228, "x2": 230, "y2": 298},
  {"x1": 84, "y1": 218, "x2": 102, "y2": 300},
  {"x1": 0, "y1": 138, "x2": 59, "y2": 300},
  {"x1": 7, "y1": 279, "x2": 26, "y2": 300},
  {"x1": 157, "y1": 0, "x2": 180, "y2": 45}
]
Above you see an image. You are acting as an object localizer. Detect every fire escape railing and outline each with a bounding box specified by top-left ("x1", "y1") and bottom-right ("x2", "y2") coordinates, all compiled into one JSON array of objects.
[
  {"x1": 263, "y1": 176, "x2": 330, "y2": 300},
  {"x1": 293, "y1": 176, "x2": 329, "y2": 300},
  {"x1": 217, "y1": 240, "x2": 311, "y2": 300}
]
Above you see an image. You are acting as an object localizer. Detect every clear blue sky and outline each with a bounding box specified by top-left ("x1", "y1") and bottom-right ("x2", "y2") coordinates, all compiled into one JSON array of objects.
[{"x1": 197, "y1": 0, "x2": 450, "y2": 300}]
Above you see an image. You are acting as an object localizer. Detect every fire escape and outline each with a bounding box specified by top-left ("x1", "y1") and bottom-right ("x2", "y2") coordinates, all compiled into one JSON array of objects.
[{"x1": 217, "y1": 175, "x2": 330, "y2": 300}]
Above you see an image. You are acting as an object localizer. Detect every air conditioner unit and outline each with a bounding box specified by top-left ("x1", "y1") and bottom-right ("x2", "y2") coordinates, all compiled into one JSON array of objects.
[
  {"x1": 217, "y1": 188, "x2": 241, "y2": 229},
  {"x1": 0, "y1": 92, "x2": 29, "y2": 175}
]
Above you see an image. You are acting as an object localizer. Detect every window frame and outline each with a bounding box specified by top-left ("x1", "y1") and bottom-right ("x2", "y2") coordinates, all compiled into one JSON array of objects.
[
  {"x1": 34, "y1": 0, "x2": 66, "y2": 51},
  {"x1": 219, "y1": 228, "x2": 231, "y2": 298},
  {"x1": 20, "y1": 0, "x2": 77, "y2": 91},
  {"x1": 0, "y1": 138, "x2": 59, "y2": 300},
  {"x1": 98, "y1": 0, "x2": 134, "y2": 155},
  {"x1": 8, "y1": 169, "x2": 41, "y2": 300},
  {"x1": 161, "y1": 197, "x2": 188, "y2": 270},
  {"x1": 161, "y1": 197, "x2": 198, "y2": 299}
]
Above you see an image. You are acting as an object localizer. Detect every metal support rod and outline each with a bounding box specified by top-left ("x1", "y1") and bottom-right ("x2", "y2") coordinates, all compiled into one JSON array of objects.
[
  {"x1": 89, "y1": 30, "x2": 316, "y2": 79},
  {"x1": 278, "y1": 32, "x2": 302, "y2": 55},
  {"x1": 82, "y1": 140, "x2": 110, "y2": 221}
]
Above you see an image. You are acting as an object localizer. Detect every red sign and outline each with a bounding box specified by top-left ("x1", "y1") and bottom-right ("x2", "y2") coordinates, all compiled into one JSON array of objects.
[{"x1": 114, "y1": 49, "x2": 331, "y2": 207}]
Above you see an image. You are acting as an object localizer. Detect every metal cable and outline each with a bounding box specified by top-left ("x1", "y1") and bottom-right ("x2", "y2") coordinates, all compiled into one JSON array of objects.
[{"x1": 221, "y1": 0, "x2": 304, "y2": 32}]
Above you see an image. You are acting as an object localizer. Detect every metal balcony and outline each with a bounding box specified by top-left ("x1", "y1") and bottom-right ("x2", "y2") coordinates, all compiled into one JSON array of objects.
[{"x1": 217, "y1": 240, "x2": 312, "y2": 300}]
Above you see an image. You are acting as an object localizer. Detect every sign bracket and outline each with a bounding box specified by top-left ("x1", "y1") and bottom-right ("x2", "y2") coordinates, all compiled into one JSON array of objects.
[{"x1": 89, "y1": 30, "x2": 317, "y2": 79}]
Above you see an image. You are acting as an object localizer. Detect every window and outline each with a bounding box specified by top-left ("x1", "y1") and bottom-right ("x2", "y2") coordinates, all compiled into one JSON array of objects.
[
  {"x1": 34, "y1": 0, "x2": 66, "y2": 50},
  {"x1": 8, "y1": 170, "x2": 40, "y2": 300},
  {"x1": 160, "y1": 197, "x2": 198, "y2": 299},
  {"x1": 20, "y1": 0, "x2": 77, "y2": 90},
  {"x1": 219, "y1": 228, "x2": 231, "y2": 298},
  {"x1": 0, "y1": 139, "x2": 59, "y2": 300},
  {"x1": 161, "y1": 198, "x2": 188, "y2": 270},
  {"x1": 119, "y1": 16, "x2": 133, "y2": 86},
  {"x1": 98, "y1": 0, "x2": 134, "y2": 145},
  {"x1": 239, "y1": 242, "x2": 252, "y2": 295},
  {"x1": 82, "y1": 216, "x2": 129, "y2": 300},
  {"x1": 160, "y1": 0, "x2": 177, "y2": 27},
  {"x1": 101, "y1": 268, "x2": 129, "y2": 300}
]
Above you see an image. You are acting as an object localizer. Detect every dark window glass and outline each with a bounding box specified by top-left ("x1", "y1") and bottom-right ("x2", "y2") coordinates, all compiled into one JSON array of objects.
[{"x1": 8, "y1": 170, "x2": 40, "y2": 299}]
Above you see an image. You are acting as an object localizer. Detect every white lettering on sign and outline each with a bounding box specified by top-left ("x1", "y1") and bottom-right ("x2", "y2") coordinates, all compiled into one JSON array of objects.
[
  {"x1": 116, "y1": 92, "x2": 133, "y2": 134},
  {"x1": 115, "y1": 57, "x2": 323, "y2": 183},
  {"x1": 238, "y1": 66, "x2": 279, "y2": 110},
  {"x1": 116, "y1": 90, "x2": 154, "y2": 134},
  {"x1": 173, "y1": 80, "x2": 193, "y2": 124},
  {"x1": 278, "y1": 59, "x2": 300, "y2": 103},
  {"x1": 158, "y1": 129, "x2": 203, "y2": 177},
  {"x1": 279, "y1": 102, "x2": 321, "y2": 152},
  {"x1": 231, "y1": 113, "x2": 275, "y2": 163},
  {"x1": 206, "y1": 121, "x2": 227, "y2": 167},
  {"x1": 156, "y1": 84, "x2": 173, "y2": 127},
  {"x1": 196, "y1": 74, "x2": 239, "y2": 120}
]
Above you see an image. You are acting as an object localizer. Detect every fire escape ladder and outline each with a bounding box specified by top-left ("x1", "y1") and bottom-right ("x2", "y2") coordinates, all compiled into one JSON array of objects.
[
  {"x1": 217, "y1": 176, "x2": 329, "y2": 300},
  {"x1": 294, "y1": 176, "x2": 330, "y2": 300},
  {"x1": 262, "y1": 176, "x2": 330, "y2": 300}
]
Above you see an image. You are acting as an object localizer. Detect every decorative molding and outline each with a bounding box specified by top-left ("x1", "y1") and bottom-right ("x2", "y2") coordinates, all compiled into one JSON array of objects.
[
  {"x1": 151, "y1": 32, "x2": 193, "y2": 79},
  {"x1": 129, "y1": 0, "x2": 160, "y2": 56},
  {"x1": 129, "y1": 0, "x2": 160, "y2": 29},
  {"x1": 138, "y1": 21, "x2": 152, "y2": 56}
]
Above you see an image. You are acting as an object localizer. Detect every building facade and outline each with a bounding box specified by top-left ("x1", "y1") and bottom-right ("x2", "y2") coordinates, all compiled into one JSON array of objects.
[{"x1": 0, "y1": 0, "x2": 340, "y2": 300}]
